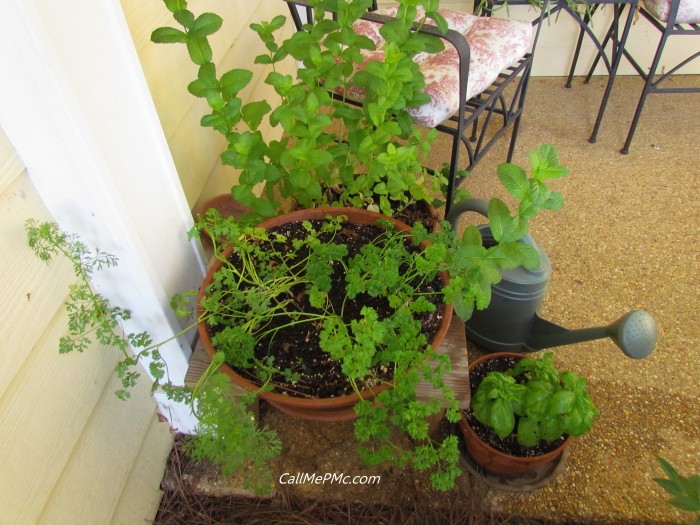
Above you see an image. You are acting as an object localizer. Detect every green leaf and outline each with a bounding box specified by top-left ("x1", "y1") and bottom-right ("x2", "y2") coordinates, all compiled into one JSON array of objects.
[
  {"x1": 190, "y1": 12, "x2": 223, "y2": 38},
  {"x1": 188, "y1": 80, "x2": 216, "y2": 99},
  {"x1": 487, "y1": 198, "x2": 511, "y2": 242},
  {"x1": 186, "y1": 36, "x2": 213, "y2": 65},
  {"x1": 655, "y1": 457, "x2": 700, "y2": 514},
  {"x1": 540, "y1": 416, "x2": 565, "y2": 441},
  {"x1": 489, "y1": 397, "x2": 515, "y2": 438},
  {"x1": 517, "y1": 416, "x2": 539, "y2": 447},
  {"x1": 426, "y1": 10, "x2": 449, "y2": 34},
  {"x1": 250, "y1": 197, "x2": 276, "y2": 218},
  {"x1": 150, "y1": 26, "x2": 188, "y2": 44},
  {"x1": 668, "y1": 495, "x2": 700, "y2": 513},
  {"x1": 290, "y1": 169, "x2": 312, "y2": 190},
  {"x1": 220, "y1": 69, "x2": 253, "y2": 98},
  {"x1": 149, "y1": 361, "x2": 165, "y2": 381},
  {"x1": 452, "y1": 293, "x2": 473, "y2": 320},
  {"x1": 165, "y1": 0, "x2": 187, "y2": 13},
  {"x1": 255, "y1": 54, "x2": 273, "y2": 65},
  {"x1": 497, "y1": 163, "x2": 528, "y2": 199},
  {"x1": 241, "y1": 100, "x2": 271, "y2": 131},
  {"x1": 547, "y1": 390, "x2": 575, "y2": 414},
  {"x1": 545, "y1": 191, "x2": 565, "y2": 210},
  {"x1": 531, "y1": 144, "x2": 569, "y2": 180},
  {"x1": 411, "y1": 32, "x2": 445, "y2": 54},
  {"x1": 200, "y1": 113, "x2": 226, "y2": 131},
  {"x1": 197, "y1": 61, "x2": 217, "y2": 83},
  {"x1": 170, "y1": 290, "x2": 195, "y2": 318},
  {"x1": 487, "y1": 199, "x2": 528, "y2": 242},
  {"x1": 173, "y1": 9, "x2": 195, "y2": 29},
  {"x1": 268, "y1": 14, "x2": 287, "y2": 31},
  {"x1": 658, "y1": 456, "x2": 682, "y2": 482},
  {"x1": 655, "y1": 477, "x2": 685, "y2": 497},
  {"x1": 265, "y1": 71, "x2": 293, "y2": 94},
  {"x1": 497, "y1": 242, "x2": 540, "y2": 270}
]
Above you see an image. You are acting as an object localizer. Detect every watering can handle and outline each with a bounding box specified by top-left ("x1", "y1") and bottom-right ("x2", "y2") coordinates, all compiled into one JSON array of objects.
[{"x1": 445, "y1": 198, "x2": 489, "y2": 231}]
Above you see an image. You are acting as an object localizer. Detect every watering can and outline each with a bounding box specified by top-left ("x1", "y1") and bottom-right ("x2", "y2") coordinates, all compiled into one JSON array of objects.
[{"x1": 446, "y1": 199, "x2": 657, "y2": 359}]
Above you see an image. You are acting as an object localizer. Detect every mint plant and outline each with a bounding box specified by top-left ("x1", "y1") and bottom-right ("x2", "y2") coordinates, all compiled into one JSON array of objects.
[
  {"x1": 25, "y1": 219, "x2": 281, "y2": 495},
  {"x1": 151, "y1": 0, "x2": 449, "y2": 219},
  {"x1": 654, "y1": 457, "x2": 700, "y2": 524},
  {"x1": 472, "y1": 352, "x2": 600, "y2": 447}
]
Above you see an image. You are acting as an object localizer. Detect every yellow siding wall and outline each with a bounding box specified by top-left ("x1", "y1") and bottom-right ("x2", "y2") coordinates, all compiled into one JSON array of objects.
[
  {"x1": 0, "y1": 127, "x2": 173, "y2": 525},
  {"x1": 121, "y1": 0, "x2": 295, "y2": 211}
]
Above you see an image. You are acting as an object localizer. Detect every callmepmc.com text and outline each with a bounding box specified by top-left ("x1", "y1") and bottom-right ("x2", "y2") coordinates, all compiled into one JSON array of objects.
[{"x1": 279, "y1": 472, "x2": 381, "y2": 485}]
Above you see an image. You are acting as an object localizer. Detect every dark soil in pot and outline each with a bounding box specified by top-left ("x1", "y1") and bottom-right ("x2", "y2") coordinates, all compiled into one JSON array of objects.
[
  {"x1": 392, "y1": 199, "x2": 439, "y2": 232},
  {"x1": 210, "y1": 218, "x2": 445, "y2": 400},
  {"x1": 323, "y1": 185, "x2": 439, "y2": 232},
  {"x1": 463, "y1": 355, "x2": 567, "y2": 458}
]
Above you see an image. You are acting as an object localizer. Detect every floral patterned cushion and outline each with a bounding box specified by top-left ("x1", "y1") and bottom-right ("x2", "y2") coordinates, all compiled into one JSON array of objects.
[
  {"x1": 642, "y1": 0, "x2": 700, "y2": 23},
  {"x1": 347, "y1": 7, "x2": 534, "y2": 128}
]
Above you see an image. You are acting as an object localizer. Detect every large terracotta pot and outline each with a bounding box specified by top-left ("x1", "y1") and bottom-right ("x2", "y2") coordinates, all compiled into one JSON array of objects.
[
  {"x1": 197, "y1": 207, "x2": 453, "y2": 422},
  {"x1": 459, "y1": 352, "x2": 572, "y2": 478}
]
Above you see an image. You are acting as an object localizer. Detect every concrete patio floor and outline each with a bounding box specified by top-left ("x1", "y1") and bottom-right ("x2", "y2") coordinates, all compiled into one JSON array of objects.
[{"x1": 448, "y1": 75, "x2": 700, "y2": 524}]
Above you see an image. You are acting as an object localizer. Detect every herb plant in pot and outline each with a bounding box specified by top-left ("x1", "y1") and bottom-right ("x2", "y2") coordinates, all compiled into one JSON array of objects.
[
  {"x1": 151, "y1": 0, "x2": 451, "y2": 222},
  {"x1": 192, "y1": 205, "x2": 462, "y2": 489},
  {"x1": 24, "y1": 142, "x2": 572, "y2": 493},
  {"x1": 459, "y1": 351, "x2": 599, "y2": 479},
  {"x1": 194, "y1": 206, "x2": 453, "y2": 422}
]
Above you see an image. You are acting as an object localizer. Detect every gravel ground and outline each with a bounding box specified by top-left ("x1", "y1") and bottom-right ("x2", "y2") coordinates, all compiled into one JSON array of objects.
[{"x1": 450, "y1": 75, "x2": 700, "y2": 524}]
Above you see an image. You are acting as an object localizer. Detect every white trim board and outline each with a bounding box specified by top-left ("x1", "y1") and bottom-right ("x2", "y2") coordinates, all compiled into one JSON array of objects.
[{"x1": 0, "y1": 0, "x2": 206, "y2": 432}]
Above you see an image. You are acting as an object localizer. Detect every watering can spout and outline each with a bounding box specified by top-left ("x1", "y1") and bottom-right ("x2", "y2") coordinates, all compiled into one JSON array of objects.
[
  {"x1": 524, "y1": 310, "x2": 658, "y2": 359},
  {"x1": 605, "y1": 310, "x2": 658, "y2": 359}
]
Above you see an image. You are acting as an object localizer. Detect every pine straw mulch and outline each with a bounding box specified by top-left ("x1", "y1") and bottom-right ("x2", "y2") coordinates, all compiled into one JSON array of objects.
[{"x1": 154, "y1": 434, "x2": 554, "y2": 525}]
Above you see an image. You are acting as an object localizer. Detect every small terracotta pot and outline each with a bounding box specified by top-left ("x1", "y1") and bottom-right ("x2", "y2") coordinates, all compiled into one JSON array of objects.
[
  {"x1": 197, "y1": 207, "x2": 453, "y2": 422},
  {"x1": 459, "y1": 352, "x2": 572, "y2": 478}
]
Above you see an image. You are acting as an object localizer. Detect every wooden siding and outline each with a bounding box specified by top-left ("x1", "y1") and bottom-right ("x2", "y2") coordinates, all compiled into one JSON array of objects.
[
  {"x1": 0, "y1": 127, "x2": 173, "y2": 524},
  {"x1": 121, "y1": 0, "x2": 295, "y2": 210}
]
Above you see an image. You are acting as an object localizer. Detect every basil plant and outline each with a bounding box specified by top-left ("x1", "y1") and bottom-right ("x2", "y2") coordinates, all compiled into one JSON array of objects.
[{"x1": 472, "y1": 352, "x2": 600, "y2": 447}]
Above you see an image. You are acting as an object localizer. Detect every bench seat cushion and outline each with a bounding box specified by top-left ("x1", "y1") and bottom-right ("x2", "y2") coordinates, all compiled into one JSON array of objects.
[
  {"x1": 642, "y1": 0, "x2": 700, "y2": 23},
  {"x1": 347, "y1": 7, "x2": 534, "y2": 128}
]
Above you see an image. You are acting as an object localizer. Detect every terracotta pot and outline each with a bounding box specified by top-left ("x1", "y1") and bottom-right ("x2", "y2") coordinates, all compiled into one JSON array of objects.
[
  {"x1": 197, "y1": 207, "x2": 453, "y2": 422},
  {"x1": 459, "y1": 352, "x2": 572, "y2": 478}
]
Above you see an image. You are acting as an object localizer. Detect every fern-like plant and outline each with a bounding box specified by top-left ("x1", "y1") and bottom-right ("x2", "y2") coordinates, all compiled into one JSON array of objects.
[{"x1": 25, "y1": 219, "x2": 281, "y2": 494}]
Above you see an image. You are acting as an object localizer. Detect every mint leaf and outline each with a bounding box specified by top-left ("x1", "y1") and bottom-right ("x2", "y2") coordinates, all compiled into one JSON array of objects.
[
  {"x1": 498, "y1": 163, "x2": 528, "y2": 199},
  {"x1": 150, "y1": 26, "x2": 188, "y2": 44}
]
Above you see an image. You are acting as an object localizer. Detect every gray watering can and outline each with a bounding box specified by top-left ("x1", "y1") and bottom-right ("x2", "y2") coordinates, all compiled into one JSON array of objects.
[{"x1": 446, "y1": 199, "x2": 657, "y2": 359}]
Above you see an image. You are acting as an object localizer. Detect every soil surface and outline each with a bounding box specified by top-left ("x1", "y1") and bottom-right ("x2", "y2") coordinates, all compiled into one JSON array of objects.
[{"x1": 210, "y1": 218, "x2": 445, "y2": 399}]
